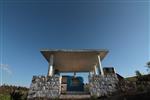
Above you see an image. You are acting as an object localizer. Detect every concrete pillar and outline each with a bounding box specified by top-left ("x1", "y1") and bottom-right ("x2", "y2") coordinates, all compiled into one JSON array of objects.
[
  {"x1": 89, "y1": 72, "x2": 91, "y2": 77},
  {"x1": 90, "y1": 70, "x2": 94, "y2": 76},
  {"x1": 98, "y1": 55, "x2": 104, "y2": 76},
  {"x1": 89, "y1": 71, "x2": 93, "y2": 77},
  {"x1": 47, "y1": 54, "x2": 54, "y2": 76},
  {"x1": 73, "y1": 72, "x2": 76, "y2": 78},
  {"x1": 94, "y1": 65, "x2": 98, "y2": 75}
]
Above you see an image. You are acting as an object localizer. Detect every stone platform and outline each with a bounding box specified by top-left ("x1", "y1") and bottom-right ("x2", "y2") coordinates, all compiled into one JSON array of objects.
[
  {"x1": 27, "y1": 75, "x2": 61, "y2": 99},
  {"x1": 28, "y1": 74, "x2": 119, "y2": 99},
  {"x1": 60, "y1": 94, "x2": 91, "y2": 100},
  {"x1": 89, "y1": 74, "x2": 119, "y2": 97}
]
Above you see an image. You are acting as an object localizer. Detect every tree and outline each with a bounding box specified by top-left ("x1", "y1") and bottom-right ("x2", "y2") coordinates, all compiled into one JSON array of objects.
[
  {"x1": 135, "y1": 70, "x2": 142, "y2": 77},
  {"x1": 10, "y1": 90, "x2": 23, "y2": 100},
  {"x1": 146, "y1": 61, "x2": 150, "y2": 74}
]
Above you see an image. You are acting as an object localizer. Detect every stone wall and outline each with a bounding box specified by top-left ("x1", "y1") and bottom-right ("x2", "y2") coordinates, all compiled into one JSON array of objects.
[
  {"x1": 27, "y1": 75, "x2": 61, "y2": 99},
  {"x1": 119, "y1": 74, "x2": 150, "y2": 93},
  {"x1": 89, "y1": 74, "x2": 119, "y2": 97}
]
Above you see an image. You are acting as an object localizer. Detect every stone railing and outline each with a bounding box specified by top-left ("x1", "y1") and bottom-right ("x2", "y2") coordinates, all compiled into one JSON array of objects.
[
  {"x1": 27, "y1": 75, "x2": 61, "y2": 99},
  {"x1": 89, "y1": 74, "x2": 119, "y2": 97}
]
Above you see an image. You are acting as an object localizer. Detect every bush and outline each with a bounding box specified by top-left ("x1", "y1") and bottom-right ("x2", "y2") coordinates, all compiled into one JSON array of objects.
[
  {"x1": 0, "y1": 94, "x2": 11, "y2": 100},
  {"x1": 137, "y1": 85, "x2": 145, "y2": 92}
]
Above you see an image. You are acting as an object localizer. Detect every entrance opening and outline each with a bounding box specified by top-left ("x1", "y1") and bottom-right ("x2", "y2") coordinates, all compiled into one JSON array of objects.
[{"x1": 60, "y1": 72, "x2": 89, "y2": 94}]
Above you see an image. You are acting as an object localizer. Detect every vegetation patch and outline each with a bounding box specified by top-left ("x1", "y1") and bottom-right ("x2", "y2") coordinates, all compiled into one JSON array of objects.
[{"x1": 0, "y1": 85, "x2": 28, "y2": 100}]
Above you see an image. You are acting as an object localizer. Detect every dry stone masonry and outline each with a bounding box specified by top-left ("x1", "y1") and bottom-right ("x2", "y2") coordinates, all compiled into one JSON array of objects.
[
  {"x1": 27, "y1": 75, "x2": 61, "y2": 99},
  {"x1": 28, "y1": 74, "x2": 119, "y2": 99},
  {"x1": 89, "y1": 74, "x2": 119, "y2": 97}
]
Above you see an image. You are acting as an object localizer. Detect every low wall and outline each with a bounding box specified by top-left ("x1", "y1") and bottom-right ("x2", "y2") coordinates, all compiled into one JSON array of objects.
[
  {"x1": 89, "y1": 74, "x2": 119, "y2": 97},
  {"x1": 28, "y1": 74, "x2": 119, "y2": 99},
  {"x1": 27, "y1": 75, "x2": 61, "y2": 99}
]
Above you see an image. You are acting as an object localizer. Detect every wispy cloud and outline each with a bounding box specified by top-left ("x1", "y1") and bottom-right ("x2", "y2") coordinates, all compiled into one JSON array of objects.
[{"x1": 0, "y1": 64, "x2": 12, "y2": 75}]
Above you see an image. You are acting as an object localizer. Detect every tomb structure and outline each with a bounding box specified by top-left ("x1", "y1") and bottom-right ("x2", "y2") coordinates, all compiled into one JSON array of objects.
[{"x1": 28, "y1": 49, "x2": 119, "y2": 99}]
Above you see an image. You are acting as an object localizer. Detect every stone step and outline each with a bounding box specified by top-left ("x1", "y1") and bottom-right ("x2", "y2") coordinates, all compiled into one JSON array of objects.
[
  {"x1": 59, "y1": 94, "x2": 91, "y2": 99},
  {"x1": 65, "y1": 91, "x2": 90, "y2": 95}
]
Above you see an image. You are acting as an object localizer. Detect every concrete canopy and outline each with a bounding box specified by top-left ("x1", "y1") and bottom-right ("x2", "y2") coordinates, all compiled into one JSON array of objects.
[{"x1": 41, "y1": 49, "x2": 108, "y2": 72}]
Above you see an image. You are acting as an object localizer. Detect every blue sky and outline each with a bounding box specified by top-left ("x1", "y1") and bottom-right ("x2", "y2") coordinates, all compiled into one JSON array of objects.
[{"x1": 0, "y1": 0, "x2": 149, "y2": 87}]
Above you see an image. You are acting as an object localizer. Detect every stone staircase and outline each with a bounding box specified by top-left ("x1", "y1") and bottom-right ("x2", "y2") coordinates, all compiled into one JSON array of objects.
[{"x1": 59, "y1": 91, "x2": 91, "y2": 99}]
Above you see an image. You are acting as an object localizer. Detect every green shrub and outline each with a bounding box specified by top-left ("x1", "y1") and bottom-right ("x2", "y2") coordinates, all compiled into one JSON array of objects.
[
  {"x1": 0, "y1": 94, "x2": 11, "y2": 100},
  {"x1": 137, "y1": 85, "x2": 145, "y2": 92}
]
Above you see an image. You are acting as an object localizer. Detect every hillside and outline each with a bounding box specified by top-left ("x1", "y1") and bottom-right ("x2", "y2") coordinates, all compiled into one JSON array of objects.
[{"x1": 0, "y1": 85, "x2": 29, "y2": 100}]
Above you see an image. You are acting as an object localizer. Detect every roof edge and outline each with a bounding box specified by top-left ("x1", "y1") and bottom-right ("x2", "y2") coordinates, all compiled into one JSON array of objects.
[{"x1": 40, "y1": 48, "x2": 109, "y2": 53}]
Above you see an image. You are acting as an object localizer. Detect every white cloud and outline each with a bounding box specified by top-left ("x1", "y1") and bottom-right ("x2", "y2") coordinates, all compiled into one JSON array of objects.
[{"x1": 0, "y1": 64, "x2": 12, "y2": 75}]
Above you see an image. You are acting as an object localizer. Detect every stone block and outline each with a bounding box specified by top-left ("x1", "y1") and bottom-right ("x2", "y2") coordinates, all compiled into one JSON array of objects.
[
  {"x1": 27, "y1": 75, "x2": 61, "y2": 99},
  {"x1": 89, "y1": 74, "x2": 119, "y2": 97}
]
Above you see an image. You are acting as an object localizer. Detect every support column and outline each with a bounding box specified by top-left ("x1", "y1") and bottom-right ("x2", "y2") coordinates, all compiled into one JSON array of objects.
[
  {"x1": 94, "y1": 65, "x2": 98, "y2": 75},
  {"x1": 98, "y1": 55, "x2": 104, "y2": 76},
  {"x1": 89, "y1": 71, "x2": 91, "y2": 77},
  {"x1": 73, "y1": 72, "x2": 76, "y2": 78},
  {"x1": 90, "y1": 70, "x2": 94, "y2": 76},
  {"x1": 89, "y1": 71, "x2": 94, "y2": 77},
  {"x1": 47, "y1": 54, "x2": 54, "y2": 76}
]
